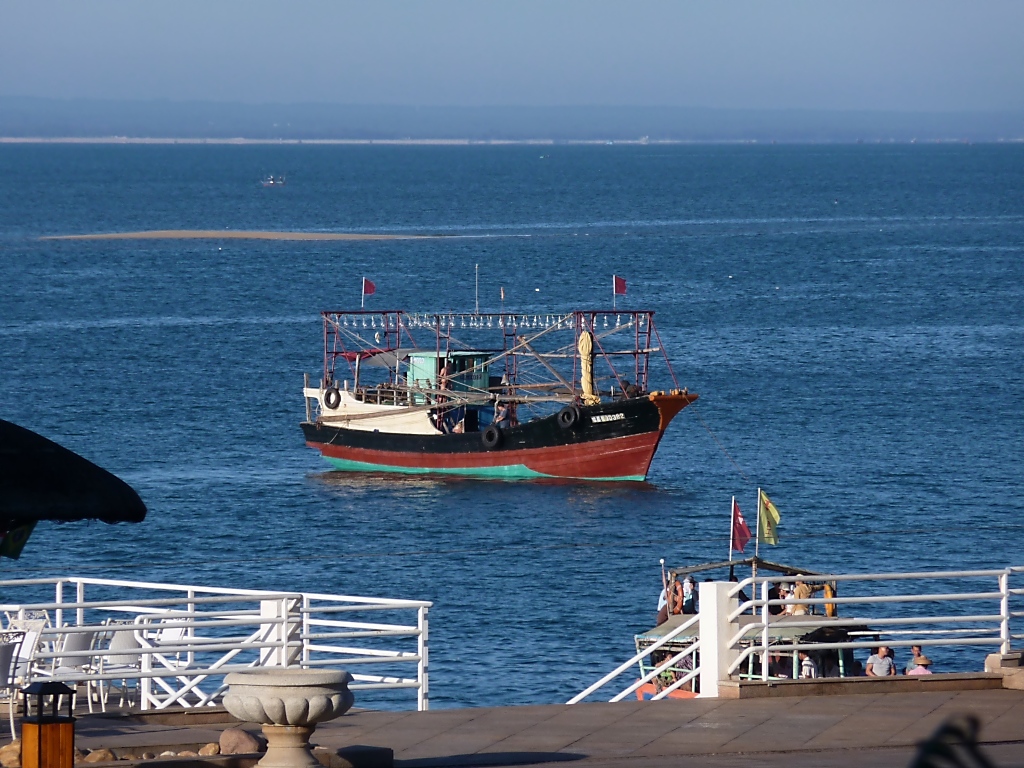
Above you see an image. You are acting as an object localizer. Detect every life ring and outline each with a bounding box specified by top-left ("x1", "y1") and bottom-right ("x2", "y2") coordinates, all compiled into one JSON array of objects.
[
  {"x1": 482, "y1": 425, "x2": 502, "y2": 450},
  {"x1": 557, "y1": 405, "x2": 580, "y2": 429},
  {"x1": 824, "y1": 583, "x2": 838, "y2": 617},
  {"x1": 323, "y1": 387, "x2": 342, "y2": 409}
]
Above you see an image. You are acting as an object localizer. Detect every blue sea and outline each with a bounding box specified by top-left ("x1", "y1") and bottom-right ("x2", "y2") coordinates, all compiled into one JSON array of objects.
[{"x1": 1, "y1": 143, "x2": 1023, "y2": 707}]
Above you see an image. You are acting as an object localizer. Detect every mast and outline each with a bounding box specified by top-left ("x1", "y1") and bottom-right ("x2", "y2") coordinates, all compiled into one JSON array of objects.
[
  {"x1": 728, "y1": 495, "x2": 735, "y2": 563},
  {"x1": 753, "y1": 487, "x2": 760, "y2": 580}
]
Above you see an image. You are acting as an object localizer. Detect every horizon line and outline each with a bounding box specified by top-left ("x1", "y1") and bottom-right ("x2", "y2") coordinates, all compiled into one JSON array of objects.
[{"x1": 3, "y1": 137, "x2": 1022, "y2": 146}]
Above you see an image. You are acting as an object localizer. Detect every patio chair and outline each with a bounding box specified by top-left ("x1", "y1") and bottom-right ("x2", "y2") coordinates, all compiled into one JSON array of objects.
[
  {"x1": 149, "y1": 618, "x2": 190, "y2": 671},
  {"x1": 0, "y1": 632, "x2": 26, "y2": 739},
  {"x1": 40, "y1": 629, "x2": 99, "y2": 712},
  {"x1": 95, "y1": 621, "x2": 142, "y2": 711},
  {"x1": 5, "y1": 618, "x2": 46, "y2": 686}
]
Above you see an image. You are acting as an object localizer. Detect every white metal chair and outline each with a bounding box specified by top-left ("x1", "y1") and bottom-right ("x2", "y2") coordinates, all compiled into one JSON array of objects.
[
  {"x1": 150, "y1": 619, "x2": 189, "y2": 671},
  {"x1": 0, "y1": 632, "x2": 26, "y2": 739},
  {"x1": 41, "y1": 629, "x2": 99, "y2": 712},
  {"x1": 6, "y1": 618, "x2": 45, "y2": 686},
  {"x1": 95, "y1": 621, "x2": 142, "y2": 710}
]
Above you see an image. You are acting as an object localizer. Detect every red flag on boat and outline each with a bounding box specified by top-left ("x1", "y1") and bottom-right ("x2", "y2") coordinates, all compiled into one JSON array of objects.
[
  {"x1": 362, "y1": 277, "x2": 376, "y2": 296},
  {"x1": 613, "y1": 275, "x2": 627, "y2": 295},
  {"x1": 731, "y1": 498, "x2": 752, "y2": 553}
]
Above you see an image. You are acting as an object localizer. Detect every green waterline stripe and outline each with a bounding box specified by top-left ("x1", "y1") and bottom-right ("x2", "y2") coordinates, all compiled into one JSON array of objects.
[{"x1": 322, "y1": 456, "x2": 643, "y2": 482}]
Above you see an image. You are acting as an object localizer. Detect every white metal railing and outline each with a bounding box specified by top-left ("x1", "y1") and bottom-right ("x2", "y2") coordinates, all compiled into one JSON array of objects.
[
  {"x1": 574, "y1": 565, "x2": 1024, "y2": 701},
  {"x1": 727, "y1": 567, "x2": 1021, "y2": 682},
  {"x1": 567, "y1": 614, "x2": 701, "y2": 704},
  {"x1": 0, "y1": 576, "x2": 431, "y2": 711}
]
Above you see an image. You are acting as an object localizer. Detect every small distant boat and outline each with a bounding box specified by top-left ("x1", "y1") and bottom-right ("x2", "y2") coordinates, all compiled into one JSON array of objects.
[{"x1": 261, "y1": 175, "x2": 286, "y2": 187}]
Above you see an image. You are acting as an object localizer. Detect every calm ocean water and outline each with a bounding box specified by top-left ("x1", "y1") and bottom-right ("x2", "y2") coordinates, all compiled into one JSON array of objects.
[{"x1": 1, "y1": 144, "x2": 1023, "y2": 707}]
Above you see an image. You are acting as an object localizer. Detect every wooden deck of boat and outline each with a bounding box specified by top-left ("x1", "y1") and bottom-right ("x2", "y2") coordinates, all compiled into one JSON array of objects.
[{"x1": 60, "y1": 687, "x2": 1024, "y2": 767}]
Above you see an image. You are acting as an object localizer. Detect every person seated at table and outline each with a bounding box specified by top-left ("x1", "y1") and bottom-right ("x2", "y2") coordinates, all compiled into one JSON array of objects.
[
  {"x1": 799, "y1": 651, "x2": 819, "y2": 679},
  {"x1": 866, "y1": 646, "x2": 896, "y2": 676},
  {"x1": 904, "y1": 645, "x2": 924, "y2": 674},
  {"x1": 906, "y1": 655, "x2": 934, "y2": 675}
]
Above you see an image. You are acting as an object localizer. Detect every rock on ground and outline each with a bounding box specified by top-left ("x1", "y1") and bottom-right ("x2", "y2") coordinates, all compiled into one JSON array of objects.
[
  {"x1": 82, "y1": 749, "x2": 116, "y2": 763},
  {"x1": 0, "y1": 739, "x2": 20, "y2": 768},
  {"x1": 219, "y1": 728, "x2": 263, "y2": 755},
  {"x1": 198, "y1": 743, "x2": 220, "y2": 756}
]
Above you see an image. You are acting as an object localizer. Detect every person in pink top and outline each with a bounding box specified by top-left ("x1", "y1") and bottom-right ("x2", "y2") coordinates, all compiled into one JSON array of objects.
[{"x1": 906, "y1": 656, "x2": 933, "y2": 675}]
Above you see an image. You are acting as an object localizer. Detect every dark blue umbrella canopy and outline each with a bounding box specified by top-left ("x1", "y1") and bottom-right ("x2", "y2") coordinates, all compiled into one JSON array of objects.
[{"x1": 0, "y1": 419, "x2": 146, "y2": 543}]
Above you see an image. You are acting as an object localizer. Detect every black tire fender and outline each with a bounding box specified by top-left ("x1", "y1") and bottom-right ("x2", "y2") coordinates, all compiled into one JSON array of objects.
[
  {"x1": 557, "y1": 405, "x2": 580, "y2": 429},
  {"x1": 482, "y1": 425, "x2": 502, "y2": 450},
  {"x1": 323, "y1": 387, "x2": 342, "y2": 409}
]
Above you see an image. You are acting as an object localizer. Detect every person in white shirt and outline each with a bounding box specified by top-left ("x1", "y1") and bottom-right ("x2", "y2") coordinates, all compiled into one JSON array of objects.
[{"x1": 799, "y1": 651, "x2": 819, "y2": 679}]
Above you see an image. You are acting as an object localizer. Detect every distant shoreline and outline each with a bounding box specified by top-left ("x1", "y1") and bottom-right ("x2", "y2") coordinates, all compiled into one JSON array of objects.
[
  {"x1": 42, "y1": 229, "x2": 437, "y2": 241},
  {"x1": 2, "y1": 136, "x2": 1019, "y2": 146}
]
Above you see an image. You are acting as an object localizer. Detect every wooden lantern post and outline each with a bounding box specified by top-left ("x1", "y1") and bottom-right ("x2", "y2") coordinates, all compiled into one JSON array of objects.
[{"x1": 21, "y1": 682, "x2": 75, "y2": 768}]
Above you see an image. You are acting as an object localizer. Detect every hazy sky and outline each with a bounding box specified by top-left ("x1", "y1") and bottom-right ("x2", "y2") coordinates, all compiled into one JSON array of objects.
[{"x1": 3, "y1": 1, "x2": 1022, "y2": 112}]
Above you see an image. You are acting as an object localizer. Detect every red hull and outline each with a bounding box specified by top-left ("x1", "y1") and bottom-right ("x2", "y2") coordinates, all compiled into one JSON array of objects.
[{"x1": 312, "y1": 429, "x2": 663, "y2": 480}]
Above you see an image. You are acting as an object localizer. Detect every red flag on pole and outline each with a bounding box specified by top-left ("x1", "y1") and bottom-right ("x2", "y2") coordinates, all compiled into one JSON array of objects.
[
  {"x1": 731, "y1": 498, "x2": 752, "y2": 553},
  {"x1": 362, "y1": 277, "x2": 376, "y2": 296},
  {"x1": 613, "y1": 275, "x2": 627, "y2": 295}
]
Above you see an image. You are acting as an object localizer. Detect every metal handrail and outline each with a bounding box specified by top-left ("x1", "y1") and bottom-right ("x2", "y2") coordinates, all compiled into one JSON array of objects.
[
  {"x1": 0, "y1": 575, "x2": 432, "y2": 711},
  {"x1": 567, "y1": 613, "x2": 700, "y2": 704},
  {"x1": 726, "y1": 567, "x2": 1020, "y2": 678}
]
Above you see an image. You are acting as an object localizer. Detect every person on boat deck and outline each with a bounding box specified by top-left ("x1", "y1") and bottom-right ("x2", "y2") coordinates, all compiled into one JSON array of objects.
[
  {"x1": 788, "y1": 576, "x2": 823, "y2": 615},
  {"x1": 906, "y1": 655, "x2": 933, "y2": 675},
  {"x1": 438, "y1": 359, "x2": 453, "y2": 400},
  {"x1": 620, "y1": 380, "x2": 641, "y2": 399},
  {"x1": 493, "y1": 400, "x2": 511, "y2": 429},
  {"x1": 904, "y1": 645, "x2": 924, "y2": 674},
  {"x1": 767, "y1": 583, "x2": 785, "y2": 615},
  {"x1": 799, "y1": 651, "x2": 819, "y2": 679},
  {"x1": 866, "y1": 646, "x2": 896, "y2": 677},
  {"x1": 775, "y1": 585, "x2": 792, "y2": 615},
  {"x1": 681, "y1": 576, "x2": 697, "y2": 614},
  {"x1": 728, "y1": 569, "x2": 751, "y2": 608}
]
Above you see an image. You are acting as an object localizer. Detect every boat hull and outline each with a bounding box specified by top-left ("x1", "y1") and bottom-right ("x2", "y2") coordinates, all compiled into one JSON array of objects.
[{"x1": 302, "y1": 392, "x2": 696, "y2": 481}]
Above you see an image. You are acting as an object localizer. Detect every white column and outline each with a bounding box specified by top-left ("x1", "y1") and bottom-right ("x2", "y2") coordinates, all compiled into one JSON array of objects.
[
  {"x1": 261, "y1": 597, "x2": 303, "y2": 667},
  {"x1": 698, "y1": 582, "x2": 739, "y2": 698}
]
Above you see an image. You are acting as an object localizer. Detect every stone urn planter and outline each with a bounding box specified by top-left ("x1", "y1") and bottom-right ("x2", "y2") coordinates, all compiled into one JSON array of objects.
[{"x1": 223, "y1": 669, "x2": 354, "y2": 768}]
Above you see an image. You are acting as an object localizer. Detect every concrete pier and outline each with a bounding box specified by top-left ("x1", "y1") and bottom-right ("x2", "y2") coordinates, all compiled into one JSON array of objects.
[{"x1": 60, "y1": 688, "x2": 1024, "y2": 768}]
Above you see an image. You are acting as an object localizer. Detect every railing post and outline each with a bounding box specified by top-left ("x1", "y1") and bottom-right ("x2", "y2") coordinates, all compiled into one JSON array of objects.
[
  {"x1": 187, "y1": 589, "x2": 196, "y2": 666},
  {"x1": 301, "y1": 597, "x2": 311, "y2": 668},
  {"x1": 55, "y1": 580, "x2": 63, "y2": 630},
  {"x1": 760, "y1": 580, "x2": 770, "y2": 681},
  {"x1": 260, "y1": 599, "x2": 281, "y2": 666},
  {"x1": 77, "y1": 580, "x2": 85, "y2": 627},
  {"x1": 141, "y1": 644, "x2": 152, "y2": 711},
  {"x1": 1000, "y1": 571, "x2": 1011, "y2": 656},
  {"x1": 417, "y1": 605, "x2": 429, "y2": 711},
  {"x1": 697, "y1": 582, "x2": 737, "y2": 698}
]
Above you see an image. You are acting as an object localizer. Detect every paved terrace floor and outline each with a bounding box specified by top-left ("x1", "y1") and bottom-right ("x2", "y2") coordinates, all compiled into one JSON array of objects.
[{"x1": 63, "y1": 689, "x2": 1024, "y2": 768}]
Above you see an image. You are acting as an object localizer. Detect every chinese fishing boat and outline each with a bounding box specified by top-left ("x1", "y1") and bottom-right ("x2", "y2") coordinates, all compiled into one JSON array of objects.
[{"x1": 301, "y1": 310, "x2": 697, "y2": 481}]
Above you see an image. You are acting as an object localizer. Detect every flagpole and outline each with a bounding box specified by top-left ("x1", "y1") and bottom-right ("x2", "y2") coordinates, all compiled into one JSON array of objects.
[
  {"x1": 475, "y1": 264, "x2": 479, "y2": 315},
  {"x1": 612, "y1": 275, "x2": 616, "y2": 310},
  {"x1": 728, "y1": 496, "x2": 735, "y2": 563},
  {"x1": 754, "y1": 487, "x2": 761, "y2": 560},
  {"x1": 361, "y1": 277, "x2": 365, "y2": 309}
]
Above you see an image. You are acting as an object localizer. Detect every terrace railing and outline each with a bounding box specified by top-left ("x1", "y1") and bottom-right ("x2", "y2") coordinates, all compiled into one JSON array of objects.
[
  {"x1": 726, "y1": 567, "x2": 1022, "y2": 683},
  {"x1": 573, "y1": 565, "x2": 1024, "y2": 701},
  {"x1": 0, "y1": 576, "x2": 431, "y2": 711}
]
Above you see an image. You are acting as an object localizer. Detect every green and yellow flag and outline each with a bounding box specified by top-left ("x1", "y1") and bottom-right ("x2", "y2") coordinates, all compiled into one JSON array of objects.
[{"x1": 758, "y1": 490, "x2": 781, "y2": 546}]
